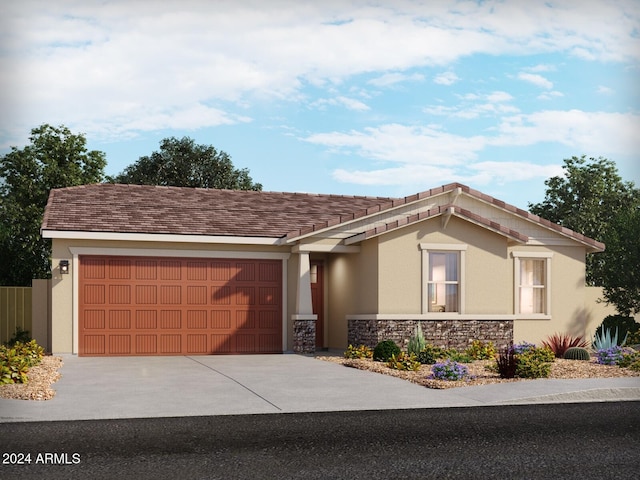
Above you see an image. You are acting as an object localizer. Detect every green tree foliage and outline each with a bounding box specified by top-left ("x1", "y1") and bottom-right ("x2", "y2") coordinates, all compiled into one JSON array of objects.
[
  {"x1": 599, "y1": 208, "x2": 640, "y2": 316},
  {"x1": 529, "y1": 156, "x2": 640, "y2": 286},
  {"x1": 0, "y1": 124, "x2": 106, "y2": 285},
  {"x1": 109, "y1": 136, "x2": 262, "y2": 191}
]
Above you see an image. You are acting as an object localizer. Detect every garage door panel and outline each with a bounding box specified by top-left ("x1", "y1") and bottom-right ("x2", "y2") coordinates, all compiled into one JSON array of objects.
[
  {"x1": 79, "y1": 256, "x2": 282, "y2": 356},
  {"x1": 110, "y1": 310, "x2": 131, "y2": 329}
]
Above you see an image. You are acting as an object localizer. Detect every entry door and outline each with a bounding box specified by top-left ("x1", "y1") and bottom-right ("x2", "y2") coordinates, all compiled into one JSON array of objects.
[{"x1": 310, "y1": 262, "x2": 324, "y2": 348}]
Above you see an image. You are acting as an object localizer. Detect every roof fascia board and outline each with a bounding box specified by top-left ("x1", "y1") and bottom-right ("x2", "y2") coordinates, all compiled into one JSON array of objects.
[
  {"x1": 67, "y1": 246, "x2": 291, "y2": 260},
  {"x1": 291, "y1": 244, "x2": 360, "y2": 253},
  {"x1": 42, "y1": 230, "x2": 282, "y2": 246},
  {"x1": 344, "y1": 208, "x2": 527, "y2": 245},
  {"x1": 285, "y1": 188, "x2": 454, "y2": 243},
  {"x1": 459, "y1": 190, "x2": 605, "y2": 252}
]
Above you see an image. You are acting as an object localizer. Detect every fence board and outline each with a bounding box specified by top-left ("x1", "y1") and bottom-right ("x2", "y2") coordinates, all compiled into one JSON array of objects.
[{"x1": 0, "y1": 287, "x2": 32, "y2": 344}]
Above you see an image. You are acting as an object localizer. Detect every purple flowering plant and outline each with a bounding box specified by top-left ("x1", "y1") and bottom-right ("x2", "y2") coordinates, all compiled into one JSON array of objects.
[
  {"x1": 510, "y1": 342, "x2": 536, "y2": 355},
  {"x1": 430, "y1": 360, "x2": 469, "y2": 381},
  {"x1": 596, "y1": 346, "x2": 624, "y2": 365}
]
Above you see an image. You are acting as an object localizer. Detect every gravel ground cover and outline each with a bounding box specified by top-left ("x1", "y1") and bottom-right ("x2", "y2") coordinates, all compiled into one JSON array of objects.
[
  {"x1": 0, "y1": 356, "x2": 63, "y2": 401},
  {"x1": 318, "y1": 354, "x2": 640, "y2": 389}
]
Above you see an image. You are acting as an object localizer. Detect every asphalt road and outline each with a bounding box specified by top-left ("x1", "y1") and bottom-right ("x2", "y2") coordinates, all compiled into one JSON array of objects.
[{"x1": 2, "y1": 402, "x2": 639, "y2": 479}]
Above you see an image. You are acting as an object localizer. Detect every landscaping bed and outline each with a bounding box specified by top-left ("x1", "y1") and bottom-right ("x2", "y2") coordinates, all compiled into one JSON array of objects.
[
  {"x1": 318, "y1": 353, "x2": 640, "y2": 389},
  {"x1": 0, "y1": 355, "x2": 63, "y2": 401}
]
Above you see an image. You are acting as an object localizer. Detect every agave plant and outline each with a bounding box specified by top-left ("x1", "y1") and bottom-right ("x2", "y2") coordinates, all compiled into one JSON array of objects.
[
  {"x1": 542, "y1": 332, "x2": 588, "y2": 358},
  {"x1": 592, "y1": 327, "x2": 628, "y2": 351}
]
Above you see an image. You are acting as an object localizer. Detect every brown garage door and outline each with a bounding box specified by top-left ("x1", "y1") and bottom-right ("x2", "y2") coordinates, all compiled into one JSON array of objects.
[{"x1": 79, "y1": 255, "x2": 282, "y2": 356}]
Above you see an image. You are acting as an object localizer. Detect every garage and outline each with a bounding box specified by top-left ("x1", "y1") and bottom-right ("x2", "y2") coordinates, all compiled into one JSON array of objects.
[{"x1": 78, "y1": 255, "x2": 282, "y2": 356}]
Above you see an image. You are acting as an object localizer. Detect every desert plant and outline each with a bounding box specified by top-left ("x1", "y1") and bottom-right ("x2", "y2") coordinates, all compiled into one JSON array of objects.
[
  {"x1": 431, "y1": 360, "x2": 469, "y2": 381},
  {"x1": 595, "y1": 315, "x2": 639, "y2": 344},
  {"x1": 373, "y1": 340, "x2": 401, "y2": 362},
  {"x1": 416, "y1": 344, "x2": 446, "y2": 365},
  {"x1": 515, "y1": 347, "x2": 553, "y2": 378},
  {"x1": 407, "y1": 324, "x2": 426, "y2": 356},
  {"x1": 542, "y1": 333, "x2": 588, "y2": 358},
  {"x1": 465, "y1": 340, "x2": 497, "y2": 360},
  {"x1": 387, "y1": 352, "x2": 421, "y2": 371},
  {"x1": 596, "y1": 346, "x2": 625, "y2": 365},
  {"x1": 593, "y1": 327, "x2": 627, "y2": 351},
  {"x1": 563, "y1": 347, "x2": 591, "y2": 361},
  {"x1": 495, "y1": 347, "x2": 518, "y2": 378},
  {"x1": 618, "y1": 351, "x2": 640, "y2": 371},
  {"x1": 510, "y1": 342, "x2": 536, "y2": 355},
  {"x1": 444, "y1": 349, "x2": 474, "y2": 363},
  {"x1": 344, "y1": 344, "x2": 373, "y2": 359}
]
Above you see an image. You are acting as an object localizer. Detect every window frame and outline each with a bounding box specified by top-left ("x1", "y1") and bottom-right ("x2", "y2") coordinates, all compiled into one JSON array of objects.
[
  {"x1": 419, "y1": 243, "x2": 467, "y2": 314},
  {"x1": 512, "y1": 251, "x2": 552, "y2": 318}
]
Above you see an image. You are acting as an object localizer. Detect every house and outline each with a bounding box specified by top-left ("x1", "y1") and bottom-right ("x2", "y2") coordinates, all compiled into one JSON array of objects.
[{"x1": 41, "y1": 182, "x2": 605, "y2": 356}]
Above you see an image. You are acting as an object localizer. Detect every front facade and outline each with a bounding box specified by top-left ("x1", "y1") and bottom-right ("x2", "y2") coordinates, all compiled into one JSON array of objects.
[{"x1": 41, "y1": 183, "x2": 604, "y2": 356}]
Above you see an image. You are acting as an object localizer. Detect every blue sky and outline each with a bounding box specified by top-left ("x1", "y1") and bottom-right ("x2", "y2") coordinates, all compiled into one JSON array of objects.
[{"x1": 1, "y1": 0, "x2": 638, "y2": 209}]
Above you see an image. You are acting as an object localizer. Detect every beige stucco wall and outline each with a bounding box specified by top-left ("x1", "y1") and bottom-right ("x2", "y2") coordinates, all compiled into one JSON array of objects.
[
  {"x1": 376, "y1": 216, "x2": 512, "y2": 315},
  {"x1": 511, "y1": 245, "x2": 588, "y2": 345},
  {"x1": 326, "y1": 238, "x2": 378, "y2": 348}
]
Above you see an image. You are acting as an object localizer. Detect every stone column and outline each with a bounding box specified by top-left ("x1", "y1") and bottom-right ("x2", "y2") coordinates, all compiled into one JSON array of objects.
[{"x1": 292, "y1": 252, "x2": 316, "y2": 354}]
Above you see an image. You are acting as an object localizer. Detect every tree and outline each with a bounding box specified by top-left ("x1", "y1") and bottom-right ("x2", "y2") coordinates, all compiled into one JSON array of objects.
[
  {"x1": 0, "y1": 124, "x2": 106, "y2": 285},
  {"x1": 599, "y1": 207, "x2": 640, "y2": 316},
  {"x1": 109, "y1": 137, "x2": 262, "y2": 191},
  {"x1": 529, "y1": 156, "x2": 640, "y2": 286}
]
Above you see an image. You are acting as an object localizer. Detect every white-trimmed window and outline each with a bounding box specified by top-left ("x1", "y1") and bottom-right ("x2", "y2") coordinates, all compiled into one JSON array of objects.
[
  {"x1": 420, "y1": 244, "x2": 466, "y2": 314},
  {"x1": 512, "y1": 252, "x2": 552, "y2": 316}
]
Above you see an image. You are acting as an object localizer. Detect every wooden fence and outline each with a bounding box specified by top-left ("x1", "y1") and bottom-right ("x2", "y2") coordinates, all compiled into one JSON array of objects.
[{"x1": 0, "y1": 287, "x2": 32, "y2": 345}]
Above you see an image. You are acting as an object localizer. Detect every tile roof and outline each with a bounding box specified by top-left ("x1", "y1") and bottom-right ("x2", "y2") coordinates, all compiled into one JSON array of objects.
[
  {"x1": 41, "y1": 182, "x2": 605, "y2": 252},
  {"x1": 41, "y1": 183, "x2": 394, "y2": 238}
]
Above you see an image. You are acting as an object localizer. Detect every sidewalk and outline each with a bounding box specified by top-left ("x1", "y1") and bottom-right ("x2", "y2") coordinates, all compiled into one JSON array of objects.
[{"x1": 1, "y1": 353, "x2": 639, "y2": 423}]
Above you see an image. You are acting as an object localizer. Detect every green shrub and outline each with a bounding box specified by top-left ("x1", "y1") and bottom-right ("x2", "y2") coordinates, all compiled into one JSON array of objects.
[
  {"x1": 387, "y1": 352, "x2": 421, "y2": 371},
  {"x1": 407, "y1": 324, "x2": 426, "y2": 356},
  {"x1": 464, "y1": 340, "x2": 497, "y2": 360},
  {"x1": 618, "y1": 351, "x2": 640, "y2": 371},
  {"x1": 373, "y1": 340, "x2": 401, "y2": 362},
  {"x1": 493, "y1": 344, "x2": 554, "y2": 379},
  {"x1": 516, "y1": 348, "x2": 553, "y2": 378},
  {"x1": 12, "y1": 340, "x2": 44, "y2": 367},
  {"x1": 0, "y1": 346, "x2": 30, "y2": 384},
  {"x1": 416, "y1": 344, "x2": 446, "y2": 364},
  {"x1": 5, "y1": 326, "x2": 32, "y2": 346},
  {"x1": 563, "y1": 347, "x2": 591, "y2": 361},
  {"x1": 444, "y1": 349, "x2": 474, "y2": 363},
  {"x1": 343, "y1": 344, "x2": 374, "y2": 359}
]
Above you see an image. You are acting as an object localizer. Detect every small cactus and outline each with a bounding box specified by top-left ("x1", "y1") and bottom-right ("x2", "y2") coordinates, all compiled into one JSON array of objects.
[{"x1": 563, "y1": 347, "x2": 591, "y2": 361}]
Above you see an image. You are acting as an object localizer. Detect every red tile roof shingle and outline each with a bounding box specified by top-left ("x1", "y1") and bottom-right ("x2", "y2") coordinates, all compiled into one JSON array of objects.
[
  {"x1": 41, "y1": 183, "x2": 393, "y2": 238},
  {"x1": 41, "y1": 182, "x2": 604, "y2": 252}
]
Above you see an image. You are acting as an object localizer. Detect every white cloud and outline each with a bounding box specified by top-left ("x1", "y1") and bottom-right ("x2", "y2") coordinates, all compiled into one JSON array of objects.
[
  {"x1": 518, "y1": 72, "x2": 553, "y2": 89},
  {"x1": 305, "y1": 124, "x2": 486, "y2": 165},
  {"x1": 368, "y1": 72, "x2": 425, "y2": 87},
  {"x1": 309, "y1": 109, "x2": 639, "y2": 189},
  {"x1": 1, "y1": 0, "x2": 638, "y2": 144},
  {"x1": 492, "y1": 110, "x2": 640, "y2": 156},
  {"x1": 433, "y1": 71, "x2": 459, "y2": 86},
  {"x1": 311, "y1": 96, "x2": 370, "y2": 111},
  {"x1": 597, "y1": 85, "x2": 614, "y2": 95}
]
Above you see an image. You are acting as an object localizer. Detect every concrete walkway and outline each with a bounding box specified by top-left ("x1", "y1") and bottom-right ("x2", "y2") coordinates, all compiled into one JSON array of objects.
[{"x1": 1, "y1": 354, "x2": 639, "y2": 423}]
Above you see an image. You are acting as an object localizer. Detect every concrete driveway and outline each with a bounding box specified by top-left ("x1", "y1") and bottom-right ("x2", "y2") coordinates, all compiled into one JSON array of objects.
[{"x1": 1, "y1": 353, "x2": 640, "y2": 422}]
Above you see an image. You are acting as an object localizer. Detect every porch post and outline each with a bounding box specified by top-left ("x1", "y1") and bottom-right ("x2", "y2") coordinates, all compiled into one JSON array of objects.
[{"x1": 292, "y1": 252, "x2": 317, "y2": 354}]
